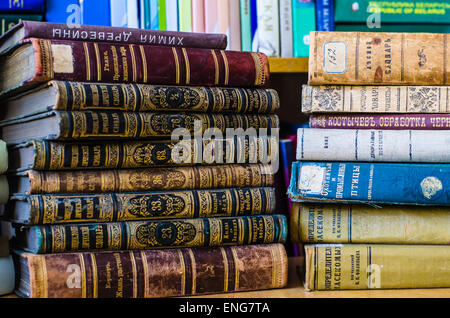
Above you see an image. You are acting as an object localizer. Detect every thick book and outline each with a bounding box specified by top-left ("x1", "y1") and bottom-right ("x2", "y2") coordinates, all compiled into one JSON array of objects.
[
  {"x1": 0, "y1": 38, "x2": 269, "y2": 97},
  {"x1": 288, "y1": 161, "x2": 450, "y2": 206},
  {"x1": 8, "y1": 137, "x2": 276, "y2": 171},
  {"x1": 308, "y1": 31, "x2": 450, "y2": 86},
  {"x1": 15, "y1": 214, "x2": 287, "y2": 253},
  {"x1": 0, "y1": 0, "x2": 44, "y2": 12},
  {"x1": 292, "y1": 202, "x2": 450, "y2": 245},
  {"x1": 0, "y1": 110, "x2": 279, "y2": 145},
  {"x1": 8, "y1": 187, "x2": 276, "y2": 225},
  {"x1": 255, "y1": 0, "x2": 280, "y2": 57},
  {"x1": 309, "y1": 114, "x2": 450, "y2": 130},
  {"x1": 305, "y1": 244, "x2": 450, "y2": 290},
  {"x1": 0, "y1": 81, "x2": 280, "y2": 122},
  {"x1": 15, "y1": 243, "x2": 288, "y2": 298},
  {"x1": 0, "y1": 14, "x2": 43, "y2": 35},
  {"x1": 292, "y1": 0, "x2": 315, "y2": 58},
  {"x1": 279, "y1": 0, "x2": 293, "y2": 58},
  {"x1": 0, "y1": 21, "x2": 228, "y2": 55},
  {"x1": 10, "y1": 164, "x2": 275, "y2": 195},
  {"x1": 302, "y1": 85, "x2": 450, "y2": 113},
  {"x1": 296, "y1": 128, "x2": 450, "y2": 162},
  {"x1": 315, "y1": 0, "x2": 334, "y2": 31},
  {"x1": 0, "y1": 256, "x2": 14, "y2": 296}
]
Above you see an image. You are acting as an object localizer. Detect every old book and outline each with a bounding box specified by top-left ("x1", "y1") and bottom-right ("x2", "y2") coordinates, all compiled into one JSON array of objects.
[
  {"x1": 0, "y1": 38, "x2": 269, "y2": 97},
  {"x1": 0, "y1": 140, "x2": 8, "y2": 173},
  {"x1": 288, "y1": 161, "x2": 450, "y2": 206},
  {"x1": 0, "y1": 110, "x2": 279, "y2": 145},
  {"x1": 296, "y1": 128, "x2": 450, "y2": 162},
  {"x1": 291, "y1": 202, "x2": 450, "y2": 244},
  {"x1": 0, "y1": 81, "x2": 280, "y2": 123},
  {"x1": 8, "y1": 187, "x2": 276, "y2": 225},
  {"x1": 309, "y1": 114, "x2": 450, "y2": 130},
  {"x1": 15, "y1": 214, "x2": 287, "y2": 253},
  {"x1": 0, "y1": 20, "x2": 227, "y2": 54},
  {"x1": 0, "y1": 14, "x2": 43, "y2": 36},
  {"x1": 10, "y1": 164, "x2": 275, "y2": 194},
  {"x1": 16, "y1": 243, "x2": 288, "y2": 298},
  {"x1": 305, "y1": 244, "x2": 450, "y2": 290},
  {"x1": 8, "y1": 137, "x2": 276, "y2": 171},
  {"x1": 308, "y1": 31, "x2": 450, "y2": 85},
  {"x1": 0, "y1": 256, "x2": 14, "y2": 296},
  {"x1": 301, "y1": 85, "x2": 450, "y2": 113}
]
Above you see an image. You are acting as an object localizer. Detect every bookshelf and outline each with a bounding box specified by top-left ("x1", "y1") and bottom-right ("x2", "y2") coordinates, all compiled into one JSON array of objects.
[{"x1": 268, "y1": 58, "x2": 309, "y2": 73}]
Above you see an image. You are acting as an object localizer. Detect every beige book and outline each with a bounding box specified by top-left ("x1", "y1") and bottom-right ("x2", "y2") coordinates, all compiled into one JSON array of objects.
[{"x1": 305, "y1": 244, "x2": 450, "y2": 290}]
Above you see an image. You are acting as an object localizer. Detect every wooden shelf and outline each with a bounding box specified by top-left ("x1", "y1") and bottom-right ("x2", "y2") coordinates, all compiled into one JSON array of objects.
[{"x1": 268, "y1": 57, "x2": 309, "y2": 73}]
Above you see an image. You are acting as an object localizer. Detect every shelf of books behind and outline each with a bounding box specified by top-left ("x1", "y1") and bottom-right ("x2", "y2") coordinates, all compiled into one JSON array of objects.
[{"x1": 1, "y1": 0, "x2": 450, "y2": 300}]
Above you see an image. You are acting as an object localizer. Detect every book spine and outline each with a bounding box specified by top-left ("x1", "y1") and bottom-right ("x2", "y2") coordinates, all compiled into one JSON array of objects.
[
  {"x1": 305, "y1": 244, "x2": 450, "y2": 290},
  {"x1": 217, "y1": 0, "x2": 230, "y2": 50},
  {"x1": 150, "y1": 0, "x2": 159, "y2": 30},
  {"x1": 82, "y1": 0, "x2": 111, "y2": 26},
  {"x1": 309, "y1": 32, "x2": 450, "y2": 85},
  {"x1": 279, "y1": 0, "x2": 293, "y2": 58},
  {"x1": 315, "y1": 0, "x2": 334, "y2": 31},
  {"x1": 296, "y1": 128, "x2": 450, "y2": 162},
  {"x1": 55, "y1": 111, "x2": 279, "y2": 140},
  {"x1": 302, "y1": 85, "x2": 450, "y2": 113},
  {"x1": 165, "y1": 0, "x2": 178, "y2": 31},
  {"x1": 250, "y1": 0, "x2": 257, "y2": 51},
  {"x1": 204, "y1": 0, "x2": 218, "y2": 33},
  {"x1": 192, "y1": 0, "x2": 205, "y2": 33},
  {"x1": 23, "y1": 215, "x2": 287, "y2": 253},
  {"x1": 0, "y1": 14, "x2": 42, "y2": 35},
  {"x1": 20, "y1": 244, "x2": 288, "y2": 298},
  {"x1": 127, "y1": 0, "x2": 140, "y2": 28},
  {"x1": 0, "y1": 0, "x2": 45, "y2": 12},
  {"x1": 28, "y1": 137, "x2": 274, "y2": 170},
  {"x1": 19, "y1": 21, "x2": 227, "y2": 50},
  {"x1": 178, "y1": 0, "x2": 192, "y2": 32},
  {"x1": 255, "y1": 0, "x2": 280, "y2": 57},
  {"x1": 19, "y1": 187, "x2": 276, "y2": 225},
  {"x1": 239, "y1": 0, "x2": 252, "y2": 52},
  {"x1": 26, "y1": 164, "x2": 275, "y2": 194},
  {"x1": 44, "y1": 0, "x2": 78, "y2": 24},
  {"x1": 157, "y1": 0, "x2": 167, "y2": 30},
  {"x1": 288, "y1": 161, "x2": 450, "y2": 205},
  {"x1": 229, "y1": 0, "x2": 241, "y2": 52},
  {"x1": 110, "y1": 0, "x2": 128, "y2": 27},
  {"x1": 0, "y1": 140, "x2": 7, "y2": 174},
  {"x1": 0, "y1": 256, "x2": 14, "y2": 296},
  {"x1": 51, "y1": 81, "x2": 280, "y2": 113},
  {"x1": 292, "y1": 0, "x2": 315, "y2": 58},
  {"x1": 309, "y1": 114, "x2": 450, "y2": 130},
  {"x1": 292, "y1": 203, "x2": 450, "y2": 245},
  {"x1": 28, "y1": 38, "x2": 269, "y2": 88}
]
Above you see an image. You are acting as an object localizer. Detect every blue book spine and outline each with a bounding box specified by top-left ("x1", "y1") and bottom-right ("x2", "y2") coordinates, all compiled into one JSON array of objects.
[
  {"x1": 250, "y1": 0, "x2": 258, "y2": 51},
  {"x1": 315, "y1": 0, "x2": 334, "y2": 31},
  {"x1": 82, "y1": 0, "x2": 111, "y2": 26},
  {"x1": 45, "y1": 0, "x2": 79, "y2": 23},
  {"x1": 288, "y1": 161, "x2": 450, "y2": 206},
  {"x1": 150, "y1": 0, "x2": 159, "y2": 29},
  {"x1": 0, "y1": 0, "x2": 45, "y2": 12}
]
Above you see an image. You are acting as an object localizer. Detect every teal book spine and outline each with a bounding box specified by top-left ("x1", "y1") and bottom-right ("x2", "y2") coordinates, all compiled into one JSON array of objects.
[
  {"x1": 240, "y1": 0, "x2": 252, "y2": 51},
  {"x1": 18, "y1": 215, "x2": 288, "y2": 253},
  {"x1": 150, "y1": 0, "x2": 159, "y2": 29},
  {"x1": 292, "y1": 0, "x2": 315, "y2": 57}
]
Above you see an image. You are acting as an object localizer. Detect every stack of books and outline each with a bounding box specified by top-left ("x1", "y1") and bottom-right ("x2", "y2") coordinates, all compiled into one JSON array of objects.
[
  {"x1": 0, "y1": 22, "x2": 288, "y2": 298},
  {"x1": 288, "y1": 31, "x2": 450, "y2": 291},
  {"x1": 0, "y1": 0, "x2": 44, "y2": 35}
]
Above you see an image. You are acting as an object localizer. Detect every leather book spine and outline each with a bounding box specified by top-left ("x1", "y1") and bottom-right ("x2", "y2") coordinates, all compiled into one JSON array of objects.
[
  {"x1": 20, "y1": 214, "x2": 287, "y2": 253},
  {"x1": 27, "y1": 38, "x2": 269, "y2": 88},
  {"x1": 21, "y1": 187, "x2": 276, "y2": 224},
  {"x1": 26, "y1": 164, "x2": 275, "y2": 194},
  {"x1": 19, "y1": 244, "x2": 288, "y2": 298},
  {"x1": 51, "y1": 81, "x2": 280, "y2": 113}
]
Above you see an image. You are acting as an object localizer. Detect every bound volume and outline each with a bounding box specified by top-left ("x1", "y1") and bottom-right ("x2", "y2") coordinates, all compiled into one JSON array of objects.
[
  {"x1": 9, "y1": 187, "x2": 276, "y2": 224},
  {"x1": 1, "y1": 81, "x2": 280, "y2": 123},
  {"x1": 0, "y1": 38, "x2": 269, "y2": 97},
  {"x1": 15, "y1": 244, "x2": 288, "y2": 298},
  {"x1": 16, "y1": 214, "x2": 287, "y2": 253},
  {"x1": 308, "y1": 31, "x2": 450, "y2": 85}
]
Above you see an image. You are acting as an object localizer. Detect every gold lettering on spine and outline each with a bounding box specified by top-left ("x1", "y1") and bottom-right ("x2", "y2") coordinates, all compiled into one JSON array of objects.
[
  {"x1": 140, "y1": 251, "x2": 149, "y2": 298},
  {"x1": 38, "y1": 256, "x2": 48, "y2": 298},
  {"x1": 90, "y1": 254, "x2": 98, "y2": 298},
  {"x1": 220, "y1": 247, "x2": 229, "y2": 292},
  {"x1": 172, "y1": 47, "x2": 180, "y2": 84},
  {"x1": 39, "y1": 40, "x2": 54, "y2": 79},
  {"x1": 188, "y1": 249, "x2": 196, "y2": 295},
  {"x1": 83, "y1": 42, "x2": 91, "y2": 81},
  {"x1": 93, "y1": 43, "x2": 101, "y2": 81},
  {"x1": 139, "y1": 46, "x2": 147, "y2": 83},
  {"x1": 220, "y1": 50, "x2": 229, "y2": 85},
  {"x1": 129, "y1": 251, "x2": 138, "y2": 298},
  {"x1": 130, "y1": 46, "x2": 137, "y2": 82},
  {"x1": 182, "y1": 48, "x2": 190, "y2": 85},
  {"x1": 211, "y1": 50, "x2": 220, "y2": 85},
  {"x1": 230, "y1": 246, "x2": 239, "y2": 291},
  {"x1": 178, "y1": 249, "x2": 186, "y2": 296},
  {"x1": 78, "y1": 254, "x2": 87, "y2": 298}
]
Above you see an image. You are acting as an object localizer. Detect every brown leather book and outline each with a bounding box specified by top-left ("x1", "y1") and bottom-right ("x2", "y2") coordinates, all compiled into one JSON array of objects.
[
  {"x1": 0, "y1": 38, "x2": 269, "y2": 97},
  {"x1": 15, "y1": 244, "x2": 288, "y2": 298}
]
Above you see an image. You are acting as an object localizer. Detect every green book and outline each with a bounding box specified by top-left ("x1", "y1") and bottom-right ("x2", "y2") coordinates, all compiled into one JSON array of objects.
[
  {"x1": 158, "y1": 0, "x2": 167, "y2": 30},
  {"x1": 0, "y1": 14, "x2": 43, "y2": 35},
  {"x1": 178, "y1": 0, "x2": 192, "y2": 32},
  {"x1": 240, "y1": 0, "x2": 252, "y2": 51},
  {"x1": 292, "y1": 0, "x2": 315, "y2": 58},
  {"x1": 335, "y1": 0, "x2": 450, "y2": 24},
  {"x1": 335, "y1": 23, "x2": 450, "y2": 33}
]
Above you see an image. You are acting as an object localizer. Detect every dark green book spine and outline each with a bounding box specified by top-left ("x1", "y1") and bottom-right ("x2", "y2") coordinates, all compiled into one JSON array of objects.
[
  {"x1": 0, "y1": 14, "x2": 43, "y2": 35},
  {"x1": 19, "y1": 215, "x2": 288, "y2": 253}
]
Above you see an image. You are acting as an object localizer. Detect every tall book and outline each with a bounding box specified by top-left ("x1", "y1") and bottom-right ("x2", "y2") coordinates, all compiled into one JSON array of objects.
[
  {"x1": 288, "y1": 161, "x2": 450, "y2": 206},
  {"x1": 305, "y1": 244, "x2": 450, "y2": 290},
  {"x1": 45, "y1": 0, "x2": 79, "y2": 24},
  {"x1": 82, "y1": 0, "x2": 111, "y2": 26},
  {"x1": 204, "y1": 0, "x2": 218, "y2": 33},
  {"x1": 229, "y1": 0, "x2": 241, "y2": 52},
  {"x1": 279, "y1": 0, "x2": 293, "y2": 58},
  {"x1": 292, "y1": 0, "x2": 315, "y2": 57},
  {"x1": 127, "y1": 0, "x2": 140, "y2": 28},
  {"x1": 250, "y1": 0, "x2": 258, "y2": 52},
  {"x1": 255, "y1": 0, "x2": 280, "y2": 57},
  {"x1": 0, "y1": 38, "x2": 270, "y2": 97},
  {"x1": 217, "y1": 0, "x2": 230, "y2": 50},
  {"x1": 0, "y1": 14, "x2": 43, "y2": 36},
  {"x1": 315, "y1": 0, "x2": 334, "y2": 31},
  {"x1": 308, "y1": 31, "x2": 450, "y2": 86},
  {"x1": 16, "y1": 244, "x2": 288, "y2": 298},
  {"x1": 178, "y1": 0, "x2": 192, "y2": 32},
  {"x1": 157, "y1": 0, "x2": 167, "y2": 30},
  {"x1": 139, "y1": 0, "x2": 151, "y2": 29},
  {"x1": 240, "y1": 0, "x2": 252, "y2": 52},
  {"x1": 165, "y1": 0, "x2": 178, "y2": 31},
  {"x1": 110, "y1": 0, "x2": 128, "y2": 27},
  {"x1": 150, "y1": 0, "x2": 159, "y2": 30},
  {"x1": 0, "y1": 0, "x2": 45, "y2": 12},
  {"x1": 192, "y1": 0, "x2": 205, "y2": 33}
]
